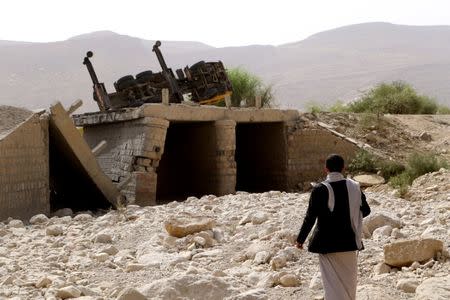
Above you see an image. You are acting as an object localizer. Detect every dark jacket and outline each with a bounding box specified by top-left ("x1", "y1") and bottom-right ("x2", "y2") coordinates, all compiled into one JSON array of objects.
[{"x1": 296, "y1": 179, "x2": 371, "y2": 254}]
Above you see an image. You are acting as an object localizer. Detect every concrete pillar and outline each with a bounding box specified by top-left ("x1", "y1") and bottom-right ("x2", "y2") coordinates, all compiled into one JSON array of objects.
[
  {"x1": 213, "y1": 120, "x2": 237, "y2": 195},
  {"x1": 129, "y1": 117, "x2": 169, "y2": 206}
]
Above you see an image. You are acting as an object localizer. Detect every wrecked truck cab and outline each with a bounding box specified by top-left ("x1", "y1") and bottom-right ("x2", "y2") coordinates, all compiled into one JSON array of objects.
[{"x1": 83, "y1": 41, "x2": 233, "y2": 111}]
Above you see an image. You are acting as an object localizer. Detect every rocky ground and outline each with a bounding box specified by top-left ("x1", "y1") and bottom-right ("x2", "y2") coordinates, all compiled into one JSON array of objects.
[{"x1": 0, "y1": 169, "x2": 449, "y2": 299}]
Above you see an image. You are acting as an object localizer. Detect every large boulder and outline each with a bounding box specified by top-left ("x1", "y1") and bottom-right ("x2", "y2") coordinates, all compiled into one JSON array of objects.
[
  {"x1": 364, "y1": 212, "x2": 402, "y2": 235},
  {"x1": 165, "y1": 216, "x2": 214, "y2": 238},
  {"x1": 383, "y1": 238, "x2": 443, "y2": 267},
  {"x1": 354, "y1": 174, "x2": 385, "y2": 187},
  {"x1": 415, "y1": 276, "x2": 450, "y2": 300}
]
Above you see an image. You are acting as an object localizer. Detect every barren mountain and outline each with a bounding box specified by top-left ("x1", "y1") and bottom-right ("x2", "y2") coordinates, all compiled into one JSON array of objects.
[{"x1": 1, "y1": 23, "x2": 450, "y2": 112}]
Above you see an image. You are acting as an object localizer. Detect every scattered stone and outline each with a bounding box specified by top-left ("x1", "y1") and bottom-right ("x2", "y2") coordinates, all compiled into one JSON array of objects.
[
  {"x1": 94, "y1": 232, "x2": 113, "y2": 243},
  {"x1": 364, "y1": 212, "x2": 402, "y2": 234},
  {"x1": 251, "y1": 212, "x2": 269, "y2": 225},
  {"x1": 8, "y1": 219, "x2": 24, "y2": 228},
  {"x1": 55, "y1": 286, "x2": 81, "y2": 299},
  {"x1": 94, "y1": 253, "x2": 109, "y2": 262},
  {"x1": 396, "y1": 278, "x2": 419, "y2": 293},
  {"x1": 270, "y1": 256, "x2": 287, "y2": 270},
  {"x1": 35, "y1": 276, "x2": 52, "y2": 288},
  {"x1": 373, "y1": 262, "x2": 391, "y2": 275},
  {"x1": 415, "y1": 275, "x2": 450, "y2": 300},
  {"x1": 116, "y1": 287, "x2": 147, "y2": 300},
  {"x1": 53, "y1": 208, "x2": 73, "y2": 217},
  {"x1": 232, "y1": 288, "x2": 268, "y2": 300},
  {"x1": 253, "y1": 251, "x2": 271, "y2": 265},
  {"x1": 419, "y1": 132, "x2": 432, "y2": 141},
  {"x1": 73, "y1": 214, "x2": 93, "y2": 221},
  {"x1": 165, "y1": 216, "x2": 214, "y2": 238},
  {"x1": 101, "y1": 245, "x2": 119, "y2": 256},
  {"x1": 125, "y1": 264, "x2": 145, "y2": 272},
  {"x1": 372, "y1": 225, "x2": 393, "y2": 239},
  {"x1": 357, "y1": 284, "x2": 397, "y2": 300},
  {"x1": 193, "y1": 236, "x2": 207, "y2": 247},
  {"x1": 139, "y1": 274, "x2": 233, "y2": 299},
  {"x1": 354, "y1": 174, "x2": 385, "y2": 187},
  {"x1": 279, "y1": 274, "x2": 300, "y2": 287},
  {"x1": 309, "y1": 272, "x2": 322, "y2": 290},
  {"x1": 391, "y1": 228, "x2": 405, "y2": 239},
  {"x1": 421, "y1": 226, "x2": 447, "y2": 239},
  {"x1": 29, "y1": 214, "x2": 49, "y2": 224},
  {"x1": 46, "y1": 225, "x2": 64, "y2": 236},
  {"x1": 384, "y1": 238, "x2": 443, "y2": 267}
]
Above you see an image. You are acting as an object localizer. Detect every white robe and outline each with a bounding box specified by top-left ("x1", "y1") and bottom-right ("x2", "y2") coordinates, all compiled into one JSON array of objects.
[{"x1": 319, "y1": 251, "x2": 358, "y2": 300}]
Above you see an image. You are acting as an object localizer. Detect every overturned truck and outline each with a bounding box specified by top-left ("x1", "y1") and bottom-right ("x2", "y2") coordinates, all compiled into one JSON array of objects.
[{"x1": 83, "y1": 41, "x2": 233, "y2": 111}]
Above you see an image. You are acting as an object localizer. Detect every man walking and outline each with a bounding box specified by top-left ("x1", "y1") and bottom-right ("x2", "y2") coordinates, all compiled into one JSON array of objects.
[{"x1": 296, "y1": 154, "x2": 371, "y2": 300}]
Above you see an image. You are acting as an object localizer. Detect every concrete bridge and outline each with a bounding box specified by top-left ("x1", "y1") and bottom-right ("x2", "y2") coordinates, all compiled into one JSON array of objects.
[{"x1": 73, "y1": 104, "x2": 360, "y2": 206}]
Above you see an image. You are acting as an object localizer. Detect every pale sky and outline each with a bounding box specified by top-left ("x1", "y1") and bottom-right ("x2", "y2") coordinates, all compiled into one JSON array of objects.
[{"x1": 1, "y1": 0, "x2": 449, "y2": 47}]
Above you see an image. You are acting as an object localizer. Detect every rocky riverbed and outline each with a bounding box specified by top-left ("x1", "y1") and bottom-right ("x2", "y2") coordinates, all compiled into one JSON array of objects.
[{"x1": 0, "y1": 170, "x2": 449, "y2": 300}]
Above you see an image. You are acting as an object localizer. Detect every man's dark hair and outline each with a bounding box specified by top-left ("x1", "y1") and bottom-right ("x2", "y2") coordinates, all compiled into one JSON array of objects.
[{"x1": 326, "y1": 154, "x2": 345, "y2": 172}]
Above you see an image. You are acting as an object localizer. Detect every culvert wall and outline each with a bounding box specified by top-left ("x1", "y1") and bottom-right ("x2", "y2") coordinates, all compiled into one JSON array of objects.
[{"x1": 0, "y1": 114, "x2": 50, "y2": 220}]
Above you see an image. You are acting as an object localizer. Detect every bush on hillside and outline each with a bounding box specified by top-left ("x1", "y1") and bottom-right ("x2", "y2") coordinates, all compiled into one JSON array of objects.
[
  {"x1": 347, "y1": 150, "x2": 378, "y2": 174},
  {"x1": 347, "y1": 150, "x2": 405, "y2": 180},
  {"x1": 348, "y1": 81, "x2": 438, "y2": 114},
  {"x1": 389, "y1": 152, "x2": 448, "y2": 195},
  {"x1": 224, "y1": 68, "x2": 274, "y2": 107},
  {"x1": 437, "y1": 105, "x2": 450, "y2": 114}
]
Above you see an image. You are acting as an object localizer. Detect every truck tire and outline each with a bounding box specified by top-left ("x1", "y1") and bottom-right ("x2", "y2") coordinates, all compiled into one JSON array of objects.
[
  {"x1": 116, "y1": 75, "x2": 135, "y2": 91},
  {"x1": 190, "y1": 61, "x2": 205, "y2": 69},
  {"x1": 136, "y1": 70, "x2": 153, "y2": 84}
]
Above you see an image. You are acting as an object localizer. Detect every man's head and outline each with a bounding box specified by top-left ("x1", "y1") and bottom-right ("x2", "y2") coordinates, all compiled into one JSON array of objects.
[{"x1": 325, "y1": 154, "x2": 345, "y2": 173}]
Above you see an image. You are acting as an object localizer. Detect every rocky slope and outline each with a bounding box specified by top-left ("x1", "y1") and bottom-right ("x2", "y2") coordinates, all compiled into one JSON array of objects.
[
  {"x1": 0, "y1": 170, "x2": 449, "y2": 299},
  {"x1": 309, "y1": 113, "x2": 450, "y2": 162}
]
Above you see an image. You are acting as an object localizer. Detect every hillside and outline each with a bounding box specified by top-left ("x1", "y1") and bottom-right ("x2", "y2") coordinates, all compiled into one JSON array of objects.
[{"x1": 1, "y1": 22, "x2": 450, "y2": 112}]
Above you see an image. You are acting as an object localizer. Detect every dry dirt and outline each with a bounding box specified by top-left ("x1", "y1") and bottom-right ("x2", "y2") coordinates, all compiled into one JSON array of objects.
[
  {"x1": 0, "y1": 105, "x2": 32, "y2": 138},
  {"x1": 308, "y1": 113, "x2": 450, "y2": 162}
]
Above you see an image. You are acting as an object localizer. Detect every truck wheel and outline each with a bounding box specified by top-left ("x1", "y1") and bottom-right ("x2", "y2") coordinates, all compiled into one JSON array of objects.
[
  {"x1": 116, "y1": 75, "x2": 135, "y2": 91},
  {"x1": 136, "y1": 70, "x2": 153, "y2": 84},
  {"x1": 190, "y1": 61, "x2": 205, "y2": 69}
]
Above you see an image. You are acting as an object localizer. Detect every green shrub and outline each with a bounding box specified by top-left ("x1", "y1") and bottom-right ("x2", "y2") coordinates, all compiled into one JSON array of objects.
[
  {"x1": 389, "y1": 172, "x2": 411, "y2": 197},
  {"x1": 378, "y1": 160, "x2": 405, "y2": 180},
  {"x1": 357, "y1": 113, "x2": 383, "y2": 130},
  {"x1": 406, "y1": 152, "x2": 448, "y2": 180},
  {"x1": 437, "y1": 105, "x2": 450, "y2": 114},
  {"x1": 348, "y1": 81, "x2": 438, "y2": 114},
  {"x1": 306, "y1": 102, "x2": 326, "y2": 114},
  {"x1": 328, "y1": 101, "x2": 350, "y2": 113},
  {"x1": 347, "y1": 150, "x2": 378, "y2": 174},
  {"x1": 225, "y1": 68, "x2": 274, "y2": 107},
  {"x1": 389, "y1": 152, "x2": 448, "y2": 195}
]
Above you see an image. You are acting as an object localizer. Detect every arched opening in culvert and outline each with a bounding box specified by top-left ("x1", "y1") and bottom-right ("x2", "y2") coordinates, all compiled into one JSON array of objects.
[
  {"x1": 156, "y1": 121, "x2": 218, "y2": 203},
  {"x1": 235, "y1": 122, "x2": 287, "y2": 193}
]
